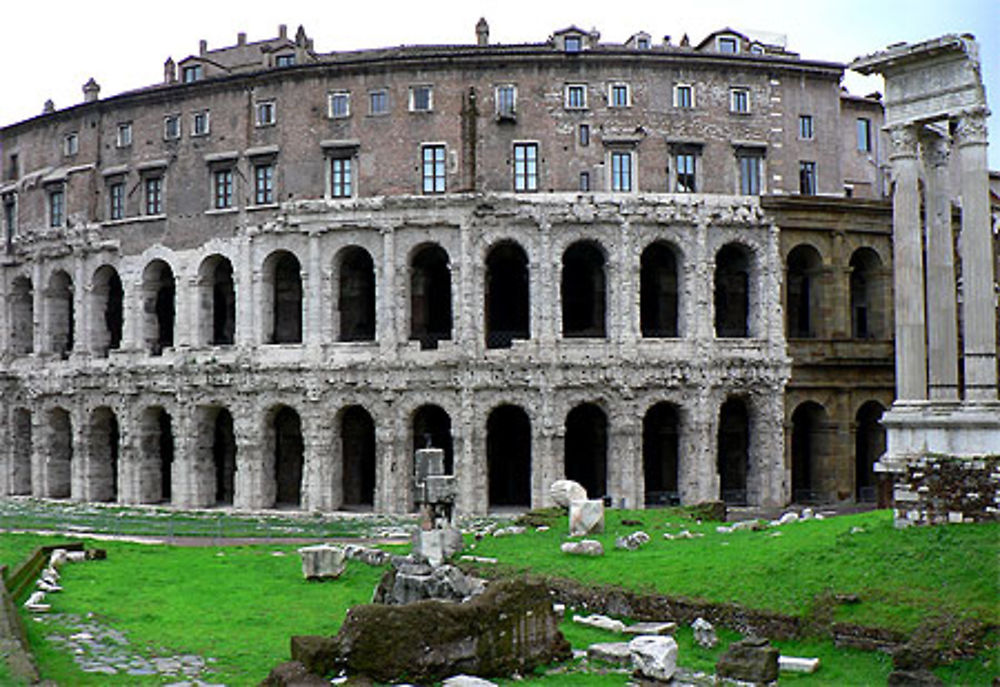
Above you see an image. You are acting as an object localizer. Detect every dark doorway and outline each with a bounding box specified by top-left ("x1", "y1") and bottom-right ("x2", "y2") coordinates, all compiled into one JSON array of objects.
[
  {"x1": 90, "y1": 407, "x2": 119, "y2": 502},
  {"x1": 339, "y1": 247, "x2": 376, "y2": 342},
  {"x1": 565, "y1": 403, "x2": 607, "y2": 498},
  {"x1": 562, "y1": 242, "x2": 606, "y2": 337},
  {"x1": 643, "y1": 402, "x2": 680, "y2": 506},
  {"x1": 714, "y1": 244, "x2": 750, "y2": 338},
  {"x1": 855, "y1": 401, "x2": 885, "y2": 503},
  {"x1": 270, "y1": 252, "x2": 303, "y2": 344},
  {"x1": 786, "y1": 244, "x2": 822, "y2": 339},
  {"x1": 641, "y1": 243, "x2": 679, "y2": 337},
  {"x1": 410, "y1": 244, "x2": 452, "y2": 349},
  {"x1": 213, "y1": 408, "x2": 236, "y2": 504},
  {"x1": 143, "y1": 260, "x2": 175, "y2": 355},
  {"x1": 485, "y1": 242, "x2": 529, "y2": 348},
  {"x1": 10, "y1": 277, "x2": 34, "y2": 355},
  {"x1": 92, "y1": 266, "x2": 123, "y2": 356},
  {"x1": 11, "y1": 408, "x2": 32, "y2": 495},
  {"x1": 341, "y1": 405, "x2": 376, "y2": 507},
  {"x1": 158, "y1": 409, "x2": 174, "y2": 502},
  {"x1": 273, "y1": 406, "x2": 304, "y2": 507},
  {"x1": 791, "y1": 402, "x2": 826, "y2": 503},
  {"x1": 210, "y1": 257, "x2": 236, "y2": 345},
  {"x1": 717, "y1": 398, "x2": 749, "y2": 504},
  {"x1": 487, "y1": 405, "x2": 531, "y2": 507},
  {"x1": 850, "y1": 248, "x2": 884, "y2": 339},
  {"x1": 47, "y1": 270, "x2": 74, "y2": 358},
  {"x1": 412, "y1": 405, "x2": 453, "y2": 474},
  {"x1": 47, "y1": 408, "x2": 72, "y2": 499}
]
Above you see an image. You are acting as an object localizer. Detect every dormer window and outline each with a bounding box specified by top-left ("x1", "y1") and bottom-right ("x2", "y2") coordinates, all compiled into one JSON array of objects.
[
  {"x1": 637, "y1": 37, "x2": 650, "y2": 49},
  {"x1": 564, "y1": 35, "x2": 582, "y2": 53},
  {"x1": 718, "y1": 36, "x2": 739, "y2": 54},
  {"x1": 63, "y1": 133, "x2": 79, "y2": 157},
  {"x1": 182, "y1": 64, "x2": 203, "y2": 83},
  {"x1": 275, "y1": 54, "x2": 295, "y2": 67},
  {"x1": 750, "y1": 44, "x2": 765, "y2": 56}
]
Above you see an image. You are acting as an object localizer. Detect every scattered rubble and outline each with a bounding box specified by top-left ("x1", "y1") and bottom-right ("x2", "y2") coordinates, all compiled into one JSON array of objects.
[
  {"x1": 691, "y1": 617, "x2": 718, "y2": 649},
  {"x1": 560, "y1": 540, "x2": 604, "y2": 556}
]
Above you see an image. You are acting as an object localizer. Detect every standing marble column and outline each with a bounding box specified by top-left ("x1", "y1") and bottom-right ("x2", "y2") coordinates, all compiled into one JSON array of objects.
[
  {"x1": 888, "y1": 125, "x2": 927, "y2": 400},
  {"x1": 954, "y1": 111, "x2": 998, "y2": 401},
  {"x1": 920, "y1": 129, "x2": 960, "y2": 400}
]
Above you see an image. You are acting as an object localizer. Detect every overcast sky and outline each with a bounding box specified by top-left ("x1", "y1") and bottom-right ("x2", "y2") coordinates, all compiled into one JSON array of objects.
[{"x1": 2, "y1": 0, "x2": 996, "y2": 168}]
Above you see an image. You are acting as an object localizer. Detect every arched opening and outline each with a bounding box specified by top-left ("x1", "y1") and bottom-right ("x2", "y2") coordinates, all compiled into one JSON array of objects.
[
  {"x1": 855, "y1": 401, "x2": 885, "y2": 503},
  {"x1": 341, "y1": 405, "x2": 376, "y2": 507},
  {"x1": 46, "y1": 270, "x2": 74, "y2": 358},
  {"x1": 485, "y1": 242, "x2": 529, "y2": 349},
  {"x1": 565, "y1": 403, "x2": 607, "y2": 499},
  {"x1": 791, "y1": 401, "x2": 828, "y2": 503},
  {"x1": 142, "y1": 260, "x2": 175, "y2": 355},
  {"x1": 89, "y1": 407, "x2": 119, "y2": 502},
  {"x1": 213, "y1": 408, "x2": 236, "y2": 505},
  {"x1": 641, "y1": 242, "x2": 679, "y2": 338},
  {"x1": 562, "y1": 241, "x2": 606, "y2": 338},
  {"x1": 410, "y1": 244, "x2": 452, "y2": 349},
  {"x1": 412, "y1": 405, "x2": 453, "y2": 474},
  {"x1": 786, "y1": 244, "x2": 823, "y2": 339},
  {"x1": 10, "y1": 276, "x2": 34, "y2": 356},
  {"x1": 272, "y1": 406, "x2": 304, "y2": 507},
  {"x1": 643, "y1": 402, "x2": 680, "y2": 506},
  {"x1": 714, "y1": 244, "x2": 751, "y2": 338},
  {"x1": 199, "y1": 255, "x2": 235, "y2": 346},
  {"x1": 139, "y1": 407, "x2": 173, "y2": 503},
  {"x1": 91, "y1": 266, "x2": 123, "y2": 357},
  {"x1": 11, "y1": 408, "x2": 32, "y2": 495},
  {"x1": 717, "y1": 397, "x2": 749, "y2": 504},
  {"x1": 338, "y1": 247, "x2": 376, "y2": 342},
  {"x1": 265, "y1": 251, "x2": 303, "y2": 344},
  {"x1": 850, "y1": 248, "x2": 885, "y2": 339},
  {"x1": 45, "y1": 408, "x2": 72, "y2": 499},
  {"x1": 487, "y1": 405, "x2": 531, "y2": 507}
]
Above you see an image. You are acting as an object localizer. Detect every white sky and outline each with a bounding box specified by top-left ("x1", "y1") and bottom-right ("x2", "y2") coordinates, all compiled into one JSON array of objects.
[{"x1": 2, "y1": 0, "x2": 997, "y2": 168}]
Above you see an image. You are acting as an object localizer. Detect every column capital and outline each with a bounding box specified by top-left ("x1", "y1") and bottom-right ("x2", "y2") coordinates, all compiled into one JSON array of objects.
[
  {"x1": 954, "y1": 110, "x2": 989, "y2": 146},
  {"x1": 919, "y1": 128, "x2": 951, "y2": 169},
  {"x1": 888, "y1": 124, "x2": 920, "y2": 159}
]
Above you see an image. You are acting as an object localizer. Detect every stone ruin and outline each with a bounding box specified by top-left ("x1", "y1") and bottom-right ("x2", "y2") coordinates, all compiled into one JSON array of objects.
[{"x1": 412, "y1": 447, "x2": 464, "y2": 566}]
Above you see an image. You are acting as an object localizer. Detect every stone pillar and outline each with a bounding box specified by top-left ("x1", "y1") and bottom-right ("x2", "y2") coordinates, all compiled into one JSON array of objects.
[
  {"x1": 234, "y1": 407, "x2": 269, "y2": 510},
  {"x1": 954, "y1": 111, "x2": 998, "y2": 401},
  {"x1": 306, "y1": 232, "x2": 323, "y2": 349},
  {"x1": 751, "y1": 388, "x2": 786, "y2": 507},
  {"x1": 302, "y1": 406, "x2": 335, "y2": 512},
  {"x1": 69, "y1": 407, "x2": 86, "y2": 500},
  {"x1": 236, "y1": 236, "x2": 255, "y2": 347},
  {"x1": 373, "y1": 413, "x2": 397, "y2": 512},
  {"x1": 888, "y1": 125, "x2": 927, "y2": 400},
  {"x1": 378, "y1": 227, "x2": 396, "y2": 355},
  {"x1": 920, "y1": 129, "x2": 959, "y2": 400},
  {"x1": 681, "y1": 390, "x2": 716, "y2": 504}
]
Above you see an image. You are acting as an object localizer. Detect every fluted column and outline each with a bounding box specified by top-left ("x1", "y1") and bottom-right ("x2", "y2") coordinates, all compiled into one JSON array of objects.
[
  {"x1": 954, "y1": 111, "x2": 998, "y2": 401},
  {"x1": 920, "y1": 129, "x2": 959, "y2": 400},
  {"x1": 888, "y1": 125, "x2": 927, "y2": 400}
]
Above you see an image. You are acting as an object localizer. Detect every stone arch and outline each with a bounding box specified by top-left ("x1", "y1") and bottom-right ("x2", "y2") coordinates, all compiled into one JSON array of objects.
[
  {"x1": 46, "y1": 269, "x2": 74, "y2": 358},
  {"x1": 340, "y1": 405, "x2": 376, "y2": 507},
  {"x1": 640, "y1": 241, "x2": 679, "y2": 338},
  {"x1": 786, "y1": 243, "x2": 824, "y2": 339},
  {"x1": 10, "y1": 276, "x2": 34, "y2": 355},
  {"x1": 263, "y1": 250, "x2": 303, "y2": 344},
  {"x1": 196, "y1": 405, "x2": 237, "y2": 505},
  {"x1": 141, "y1": 259, "x2": 175, "y2": 355},
  {"x1": 714, "y1": 243, "x2": 753, "y2": 338},
  {"x1": 643, "y1": 401, "x2": 680, "y2": 506},
  {"x1": 855, "y1": 400, "x2": 886, "y2": 503},
  {"x1": 562, "y1": 240, "x2": 606, "y2": 338},
  {"x1": 10, "y1": 407, "x2": 32, "y2": 495},
  {"x1": 565, "y1": 403, "x2": 607, "y2": 498},
  {"x1": 717, "y1": 397, "x2": 749, "y2": 504},
  {"x1": 849, "y1": 247, "x2": 886, "y2": 339},
  {"x1": 410, "y1": 243, "x2": 452, "y2": 349},
  {"x1": 45, "y1": 407, "x2": 72, "y2": 499},
  {"x1": 485, "y1": 241, "x2": 530, "y2": 349},
  {"x1": 88, "y1": 407, "x2": 120, "y2": 502},
  {"x1": 269, "y1": 405, "x2": 304, "y2": 508},
  {"x1": 138, "y1": 406, "x2": 174, "y2": 504},
  {"x1": 486, "y1": 404, "x2": 531, "y2": 508},
  {"x1": 412, "y1": 404, "x2": 453, "y2": 474},
  {"x1": 91, "y1": 265, "x2": 123, "y2": 357},
  {"x1": 336, "y1": 246, "x2": 376, "y2": 342},
  {"x1": 790, "y1": 401, "x2": 829, "y2": 503},
  {"x1": 198, "y1": 254, "x2": 236, "y2": 346}
]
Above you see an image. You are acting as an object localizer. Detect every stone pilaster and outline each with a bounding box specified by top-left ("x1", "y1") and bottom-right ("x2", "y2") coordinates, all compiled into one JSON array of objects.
[{"x1": 302, "y1": 406, "x2": 335, "y2": 511}]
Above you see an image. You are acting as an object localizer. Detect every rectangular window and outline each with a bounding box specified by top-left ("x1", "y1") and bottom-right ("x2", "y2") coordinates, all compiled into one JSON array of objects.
[
  {"x1": 369, "y1": 89, "x2": 388, "y2": 115},
  {"x1": 49, "y1": 187, "x2": 64, "y2": 227},
  {"x1": 275, "y1": 54, "x2": 295, "y2": 67},
  {"x1": 144, "y1": 176, "x2": 163, "y2": 215},
  {"x1": 330, "y1": 157, "x2": 353, "y2": 198},
  {"x1": 410, "y1": 85, "x2": 433, "y2": 112},
  {"x1": 609, "y1": 83, "x2": 630, "y2": 107},
  {"x1": 513, "y1": 143, "x2": 538, "y2": 192},
  {"x1": 109, "y1": 181, "x2": 125, "y2": 220},
  {"x1": 254, "y1": 163, "x2": 274, "y2": 205},
  {"x1": 798, "y1": 114, "x2": 814, "y2": 140},
  {"x1": 730, "y1": 88, "x2": 750, "y2": 113},
  {"x1": 63, "y1": 133, "x2": 79, "y2": 156},
  {"x1": 718, "y1": 36, "x2": 739, "y2": 54},
  {"x1": 192, "y1": 111, "x2": 210, "y2": 136},
  {"x1": 738, "y1": 154, "x2": 762, "y2": 195},
  {"x1": 421, "y1": 144, "x2": 446, "y2": 194},
  {"x1": 565, "y1": 35, "x2": 582, "y2": 53},
  {"x1": 637, "y1": 37, "x2": 650, "y2": 49},
  {"x1": 164, "y1": 115, "x2": 180, "y2": 140},
  {"x1": 7, "y1": 154, "x2": 18, "y2": 181},
  {"x1": 580, "y1": 171, "x2": 590, "y2": 191},
  {"x1": 565, "y1": 84, "x2": 587, "y2": 109},
  {"x1": 182, "y1": 64, "x2": 203, "y2": 83},
  {"x1": 857, "y1": 118, "x2": 872, "y2": 152},
  {"x1": 4, "y1": 195, "x2": 16, "y2": 251},
  {"x1": 675, "y1": 152, "x2": 696, "y2": 193},
  {"x1": 674, "y1": 84, "x2": 693, "y2": 109},
  {"x1": 256, "y1": 101, "x2": 276, "y2": 126},
  {"x1": 610, "y1": 151, "x2": 633, "y2": 192},
  {"x1": 116, "y1": 122, "x2": 132, "y2": 147},
  {"x1": 579, "y1": 124, "x2": 590, "y2": 147},
  {"x1": 328, "y1": 92, "x2": 350, "y2": 118},
  {"x1": 496, "y1": 85, "x2": 516, "y2": 118},
  {"x1": 213, "y1": 169, "x2": 234, "y2": 209},
  {"x1": 799, "y1": 161, "x2": 816, "y2": 195}
]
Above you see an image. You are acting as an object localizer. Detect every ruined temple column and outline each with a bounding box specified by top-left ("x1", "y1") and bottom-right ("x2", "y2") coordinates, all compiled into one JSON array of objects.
[
  {"x1": 954, "y1": 111, "x2": 998, "y2": 400},
  {"x1": 920, "y1": 129, "x2": 960, "y2": 400},
  {"x1": 888, "y1": 125, "x2": 927, "y2": 400}
]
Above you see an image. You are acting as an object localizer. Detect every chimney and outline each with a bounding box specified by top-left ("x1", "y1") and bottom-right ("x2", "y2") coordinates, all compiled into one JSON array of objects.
[
  {"x1": 237, "y1": 32, "x2": 246, "y2": 46},
  {"x1": 164, "y1": 57, "x2": 177, "y2": 84},
  {"x1": 43, "y1": 99, "x2": 55, "y2": 115},
  {"x1": 199, "y1": 39, "x2": 208, "y2": 55},
  {"x1": 82, "y1": 78, "x2": 100, "y2": 103},
  {"x1": 279, "y1": 24, "x2": 288, "y2": 40},
  {"x1": 476, "y1": 18, "x2": 489, "y2": 46}
]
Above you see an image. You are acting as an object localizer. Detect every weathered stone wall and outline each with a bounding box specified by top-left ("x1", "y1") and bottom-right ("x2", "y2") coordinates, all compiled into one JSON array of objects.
[{"x1": 892, "y1": 455, "x2": 1000, "y2": 527}]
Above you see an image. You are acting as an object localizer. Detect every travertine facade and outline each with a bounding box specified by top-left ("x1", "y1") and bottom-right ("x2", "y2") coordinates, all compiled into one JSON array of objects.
[{"x1": 0, "y1": 22, "x2": 909, "y2": 513}]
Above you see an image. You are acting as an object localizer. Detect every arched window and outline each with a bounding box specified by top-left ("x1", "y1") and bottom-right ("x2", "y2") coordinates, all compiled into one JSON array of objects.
[
  {"x1": 714, "y1": 244, "x2": 751, "y2": 338},
  {"x1": 786, "y1": 244, "x2": 823, "y2": 339},
  {"x1": 485, "y1": 242, "x2": 529, "y2": 348},
  {"x1": 46, "y1": 270, "x2": 74, "y2": 358},
  {"x1": 341, "y1": 405, "x2": 376, "y2": 507},
  {"x1": 855, "y1": 401, "x2": 885, "y2": 503},
  {"x1": 643, "y1": 402, "x2": 680, "y2": 505},
  {"x1": 641, "y1": 242, "x2": 679, "y2": 338},
  {"x1": 91, "y1": 266, "x2": 123, "y2": 357},
  {"x1": 717, "y1": 397, "x2": 749, "y2": 504},
  {"x1": 565, "y1": 403, "x2": 607, "y2": 498},
  {"x1": 337, "y1": 247, "x2": 376, "y2": 342},
  {"x1": 487, "y1": 405, "x2": 531, "y2": 507},
  {"x1": 562, "y1": 241, "x2": 606, "y2": 338},
  {"x1": 272, "y1": 406, "x2": 304, "y2": 507},
  {"x1": 141, "y1": 260, "x2": 175, "y2": 355},
  {"x1": 850, "y1": 248, "x2": 885, "y2": 339},
  {"x1": 10, "y1": 276, "x2": 33, "y2": 355},
  {"x1": 412, "y1": 405, "x2": 453, "y2": 474},
  {"x1": 410, "y1": 244, "x2": 452, "y2": 349},
  {"x1": 791, "y1": 401, "x2": 828, "y2": 503},
  {"x1": 266, "y1": 251, "x2": 303, "y2": 344},
  {"x1": 198, "y1": 255, "x2": 235, "y2": 346}
]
